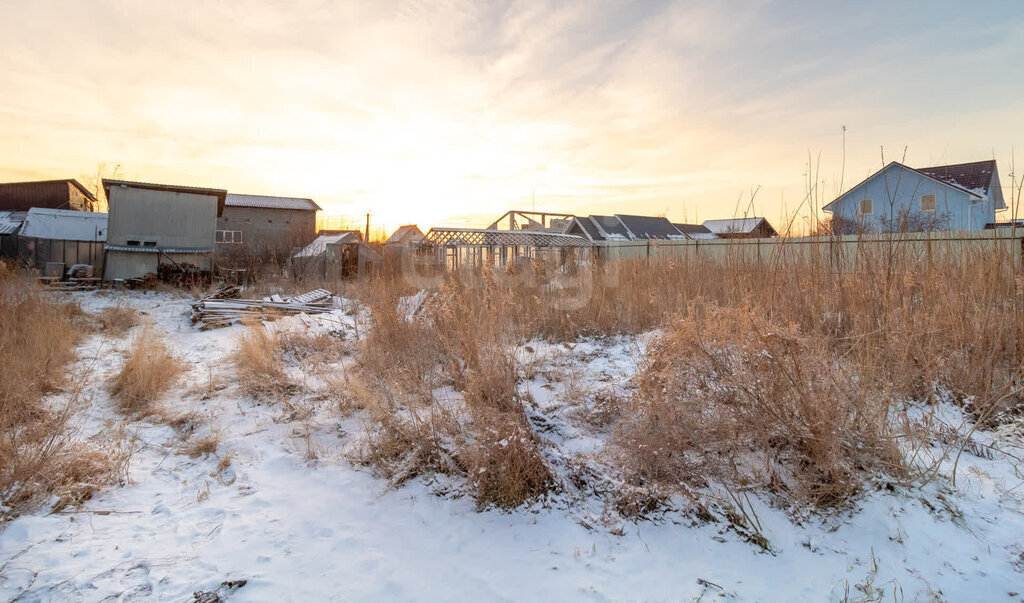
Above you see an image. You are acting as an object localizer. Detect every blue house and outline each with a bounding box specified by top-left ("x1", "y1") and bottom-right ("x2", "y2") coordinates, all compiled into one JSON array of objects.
[{"x1": 823, "y1": 160, "x2": 1005, "y2": 232}]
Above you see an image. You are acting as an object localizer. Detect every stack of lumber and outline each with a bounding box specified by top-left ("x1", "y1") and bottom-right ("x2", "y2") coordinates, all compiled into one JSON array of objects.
[{"x1": 190, "y1": 287, "x2": 335, "y2": 329}]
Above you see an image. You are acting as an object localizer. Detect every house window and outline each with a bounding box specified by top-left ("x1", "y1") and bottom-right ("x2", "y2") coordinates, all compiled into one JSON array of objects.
[
  {"x1": 143, "y1": 241, "x2": 157, "y2": 247},
  {"x1": 921, "y1": 194, "x2": 936, "y2": 212},
  {"x1": 216, "y1": 230, "x2": 243, "y2": 243},
  {"x1": 127, "y1": 240, "x2": 140, "y2": 246},
  {"x1": 860, "y1": 199, "x2": 873, "y2": 215}
]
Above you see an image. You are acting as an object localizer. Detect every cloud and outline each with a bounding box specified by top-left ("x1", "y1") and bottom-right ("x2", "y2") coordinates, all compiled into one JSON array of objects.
[{"x1": 1, "y1": 0, "x2": 1022, "y2": 229}]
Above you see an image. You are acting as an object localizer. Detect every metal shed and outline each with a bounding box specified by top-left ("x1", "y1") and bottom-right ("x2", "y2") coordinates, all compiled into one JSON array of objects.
[{"x1": 15, "y1": 208, "x2": 107, "y2": 274}]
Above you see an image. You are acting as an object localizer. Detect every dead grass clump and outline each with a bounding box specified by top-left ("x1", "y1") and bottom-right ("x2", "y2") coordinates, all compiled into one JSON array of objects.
[
  {"x1": 614, "y1": 304, "x2": 903, "y2": 508},
  {"x1": 277, "y1": 330, "x2": 347, "y2": 367},
  {"x1": 109, "y1": 327, "x2": 186, "y2": 417},
  {"x1": 352, "y1": 278, "x2": 555, "y2": 508},
  {"x1": 95, "y1": 303, "x2": 141, "y2": 336},
  {"x1": 233, "y1": 325, "x2": 296, "y2": 400},
  {"x1": 1, "y1": 277, "x2": 127, "y2": 517},
  {"x1": 183, "y1": 433, "x2": 220, "y2": 458},
  {"x1": 463, "y1": 414, "x2": 553, "y2": 508}
]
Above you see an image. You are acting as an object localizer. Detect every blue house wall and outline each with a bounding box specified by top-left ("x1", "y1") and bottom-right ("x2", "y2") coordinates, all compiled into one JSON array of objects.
[{"x1": 826, "y1": 163, "x2": 996, "y2": 231}]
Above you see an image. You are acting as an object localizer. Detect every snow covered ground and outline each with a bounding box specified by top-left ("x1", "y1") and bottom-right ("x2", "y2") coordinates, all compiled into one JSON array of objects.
[{"x1": 1, "y1": 290, "x2": 1023, "y2": 601}]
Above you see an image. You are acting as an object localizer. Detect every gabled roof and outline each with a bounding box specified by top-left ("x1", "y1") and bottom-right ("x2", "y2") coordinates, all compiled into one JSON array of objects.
[
  {"x1": 103, "y1": 179, "x2": 228, "y2": 216},
  {"x1": 20, "y1": 208, "x2": 107, "y2": 241},
  {"x1": 225, "y1": 193, "x2": 321, "y2": 212},
  {"x1": 823, "y1": 161, "x2": 998, "y2": 213},
  {"x1": 385, "y1": 224, "x2": 425, "y2": 245},
  {"x1": 702, "y1": 217, "x2": 775, "y2": 236},
  {"x1": 0, "y1": 179, "x2": 98, "y2": 211}
]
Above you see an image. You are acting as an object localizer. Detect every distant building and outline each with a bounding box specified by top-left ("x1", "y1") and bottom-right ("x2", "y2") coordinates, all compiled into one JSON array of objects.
[
  {"x1": 823, "y1": 160, "x2": 1004, "y2": 232},
  {"x1": 702, "y1": 217, "x2": 778, "y2": 239},
  {"x1": 564, "y1": 214, "x2": 686, "y2": 241},
  {"x1": 672, "y1": 223, "x2": 717, "y2": 240},
  {"x1": 0, "y1": 179, "x2": 99, "y2": 212},
  {"x1": 102, "y1": 179, "x2": 227, "y2": 280},
  {"x1": 385, "y1": 225, "x2": 426, "y2": 246},
  {"x1": 217, "y1": 193, "x2": 320, "y2": 254}
]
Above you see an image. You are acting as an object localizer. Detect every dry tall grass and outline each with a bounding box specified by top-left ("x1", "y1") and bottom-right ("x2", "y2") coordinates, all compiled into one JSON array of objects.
[
  {"x1": 352, "y1": 278, "x2": 554, "y2": 508},
  {"x1": 1, "y1": 266, "x2": 126, "y2": 517},
  {"x1": 109, "y1": 327, "x2": 186, "y2": 417},
  {"x1": 233, "y1": 325, "x2": 295, "y2": 399},
  {"x1": 95, "y1": 303, "x2": 141, "y2": 336},
  {"x1": 350, "y1": 235, "x2": 1023, "y2": 512}
]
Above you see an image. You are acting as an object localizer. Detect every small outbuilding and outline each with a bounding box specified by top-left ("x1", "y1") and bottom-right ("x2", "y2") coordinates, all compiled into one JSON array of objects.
[
  {"x1": 15, "y1": 207, "x2": 107, "y2": 274},
  {"x1": 292, "y1": 232, "x2": 382, "y2": 278},
  {"x1": 103, "y1": 179, "x2": 227, "y2": 281}
]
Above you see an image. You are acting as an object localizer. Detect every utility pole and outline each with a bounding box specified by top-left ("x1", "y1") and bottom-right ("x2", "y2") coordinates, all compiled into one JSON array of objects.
[{"x1": 365, "y1": 212, "x2": 371, "y2": 242}]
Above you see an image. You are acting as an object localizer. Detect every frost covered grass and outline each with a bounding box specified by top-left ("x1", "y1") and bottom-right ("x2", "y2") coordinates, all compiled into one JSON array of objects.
[{"x1": 0, "y1": 266, "x2": 124, "y2": 518}]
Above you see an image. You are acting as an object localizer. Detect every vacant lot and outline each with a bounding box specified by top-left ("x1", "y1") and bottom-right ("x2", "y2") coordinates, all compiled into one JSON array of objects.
[{"x1": 1, "y1": 247, "x2": 1023, "y2": 600}]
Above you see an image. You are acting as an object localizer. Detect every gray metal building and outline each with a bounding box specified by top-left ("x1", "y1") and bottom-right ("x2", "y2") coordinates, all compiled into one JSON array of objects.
[
  {"x1": 102, "y1": 180, "x2": 227, "y2": 281},
  {"x1": 217, "y1": 193, "x2": 320, "y2": 254}
]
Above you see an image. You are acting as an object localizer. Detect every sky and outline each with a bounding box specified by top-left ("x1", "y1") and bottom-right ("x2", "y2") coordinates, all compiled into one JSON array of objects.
[{"x1": 1, "y1": 0, "x2": 1023, "y2": 233}]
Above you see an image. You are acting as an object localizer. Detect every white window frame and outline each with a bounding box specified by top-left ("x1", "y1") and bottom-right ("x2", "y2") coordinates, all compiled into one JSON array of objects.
[
  {"x1": 921, "y1": 194, "x2": 936, "y2": 212},
  {"x1": 860, "y1": 198, "x2": 873, "y2": 215},
  {"x1": 216, "y1": 230, "x2": 243, "y2": 244}
]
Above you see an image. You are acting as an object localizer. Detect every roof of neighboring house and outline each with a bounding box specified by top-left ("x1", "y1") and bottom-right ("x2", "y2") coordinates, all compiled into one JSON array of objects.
[
  {"x1": 702, "y1": 217, "x2": 776, "y2": 236},
  {"x1": 589, "y1": 215, "x2": 632, "y2": 240},
  {"x1": 294, "y1": 232, "x2": 362, "y2": 258},
  {"x1": 0, "y1": 211, "x2": 25, "y2": 235},
  {"x1": 19, "y1": 208, "x2": 107, "y2": 241},
  {"x1": 103, "y1": 179, "x2": 229, "y2": 216},
  {"x1": 225, "y1": 193, "x2": 321, "y2": 212},
  {"x1": 673, "y1": 223, "x2": 717, "y2": 239},
  {"x1": 385, "y1": 224, "x2": 425, "y2": 245},
  {"x1": 0, "y1": 179, "x2": 98, "y2": 211},
  {"x1": 917, "y1": 160, "x2": 997, "y2": 197},
  {"x1": 615, "y1": 215, "x2": 684, "y2": 239},
  {"x1": 568, "y1": 214, "x2": 686, "y2": 241}
]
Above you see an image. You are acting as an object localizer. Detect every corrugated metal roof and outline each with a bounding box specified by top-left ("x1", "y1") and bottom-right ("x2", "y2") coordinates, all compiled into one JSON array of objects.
[
  {"x1": 225, "y1": 193, "x2": 321, "y2": 212},
  {"x1": 0, "y1": 211, "x2": 23, "y2": 235},
  {"x1": 20, "y1": 208, "x2": 107, "y2": 241}
]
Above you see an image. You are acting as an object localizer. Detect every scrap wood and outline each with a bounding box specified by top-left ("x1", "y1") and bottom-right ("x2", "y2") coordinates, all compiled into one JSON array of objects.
[{"x1": 190, "y1": 287, "x2": 336, "y2": 329}]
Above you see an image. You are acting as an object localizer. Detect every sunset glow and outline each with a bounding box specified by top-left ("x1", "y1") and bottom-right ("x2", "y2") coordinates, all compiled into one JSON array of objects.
[{"x1": 2, "y1": 0, "x2": 1023, "y2": 233}]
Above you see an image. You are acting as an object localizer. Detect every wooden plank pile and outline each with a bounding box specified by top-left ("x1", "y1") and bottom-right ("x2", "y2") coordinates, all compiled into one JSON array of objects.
[{"x1": 190, "y1": 287, "x2": 336, "y2": 329}]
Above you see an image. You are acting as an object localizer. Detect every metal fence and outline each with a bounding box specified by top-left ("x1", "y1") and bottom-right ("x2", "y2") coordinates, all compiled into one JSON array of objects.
[{"x1": 595, "y1": 230, "x2": 1024, "y2": 270}]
